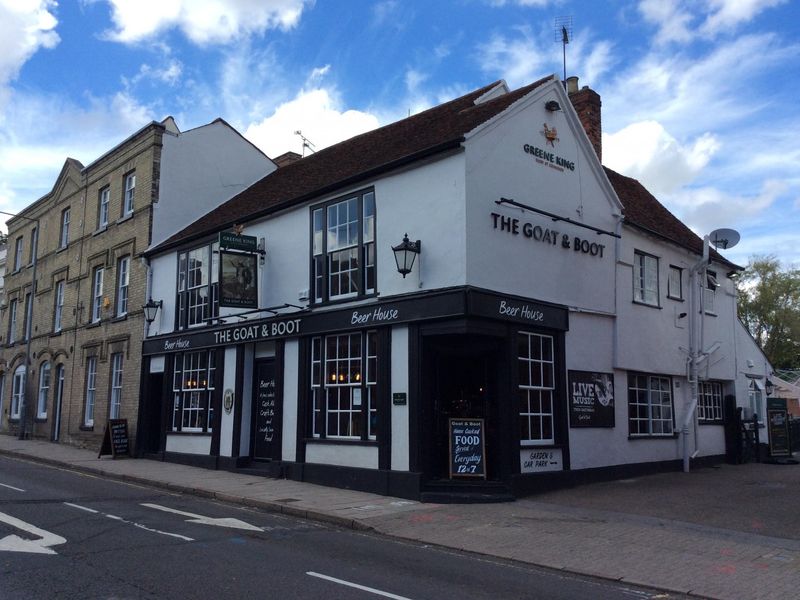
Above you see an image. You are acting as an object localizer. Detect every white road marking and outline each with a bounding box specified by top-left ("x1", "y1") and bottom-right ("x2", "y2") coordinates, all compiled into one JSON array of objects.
[
  {"x1": 0, "y1": 483, "x2": 25, "y2": 492},
  {"x1": 62, "y1": 502, "x2": 193, "y2": 542},
  {"x1": 63, "y1": 503, "x2": 98, "y2": 514},
  {"x1": 141, "y1": 503, "x2": 263, "y2": 532},
  {"x1": 306, "y1": 572, "x2": 414, "y2": 600},
  {"x1": 0, "y1": 512, "x2": 66, "y2": 555}
]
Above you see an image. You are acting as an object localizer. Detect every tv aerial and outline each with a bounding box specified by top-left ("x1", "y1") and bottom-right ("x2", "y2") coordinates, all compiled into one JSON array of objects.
[
  {"x1": 554, "y1": 16, "x2": 573, "y2": 83},
  {"x1": 294, "y1": 130, "x2": 316, "y2": 157}
]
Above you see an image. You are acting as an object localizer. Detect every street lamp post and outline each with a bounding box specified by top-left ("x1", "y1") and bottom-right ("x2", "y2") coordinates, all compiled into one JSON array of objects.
[{"x1": 1, "y1": 210, "x2": 39, "y2": 440}]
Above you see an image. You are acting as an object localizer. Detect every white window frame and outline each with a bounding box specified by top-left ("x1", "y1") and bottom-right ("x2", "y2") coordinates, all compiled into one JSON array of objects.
[
  {"x1": 702, "y1": 269, "x2": 717, "y2": 314},
  {"x1": 37, "y1": 361, "x2": 50, "y2": 419},
  {"x1": 311, "y1": 331, "x2": 376, "y2": 440},
  {"x1": 172, "y1": 350, "x2": 215, "y2": 432},
  {"x1": 698, "y1": 381, "x2": 723, "y2": 422},
  {"x1": 92, "y1": 267, "x2": 104, "y2": 323},
  {"x1": 11, "y1": 365, "x2": 25, "y2": 420},
  {"x1": 60, "y1": 207, "x2": 70, "y2": 248},
  {"x1": 748, "y1": 378, "x2": 764, "y2": 422},
  {"x1": 518, "y1": 331, "x2": 556, "y2": 445},
  {"x1": 54, "y1": 280, "x2": 65, "y2": 332},
  {"x1": 116, "y1": 256, "x2": 130, "y2": 317},
  {"x1": 633, "y1": 251, "x2": 659, "y2": 306},
  {"x1": 176, "y1": 244, "x2": 219, "y2": 330},
  {"x1": 84, "y1": 356, "x2": 97, "y2": 427},
  {"x1": 628, "y1": 373, "x2": 674, "y2": 437},
  {"x1": 123, "y1": 172, "x2": 136, "y2": 216},
  {"x1": 311, "y1": 190, "x2": 376, "y2": 304},
  {"x1": 99, "y1": 186, "x2": 110, "y2": 228},
  {"x1": 109, "y1": 353, "x2": 123, "y2": 419},
  {"x1": 667, "y1": 265, "x2": 683, "y2": 300},
  {"x1": 7, "y1": 298, "x2": 17, "y2": 344}
]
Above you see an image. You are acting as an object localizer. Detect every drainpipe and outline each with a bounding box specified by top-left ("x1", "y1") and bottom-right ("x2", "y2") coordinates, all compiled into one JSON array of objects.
[
  {"x1": 683, "y1": 235, "x2": 710, "y2": 472},
  {"x1": 611, "y1": 215, "x2": 624, "y2": 370}
]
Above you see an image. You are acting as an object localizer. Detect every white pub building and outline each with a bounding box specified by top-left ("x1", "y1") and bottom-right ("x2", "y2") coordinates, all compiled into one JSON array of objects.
[{"x1": 138, "y1": 75, "x2": 772, "y2": 500}]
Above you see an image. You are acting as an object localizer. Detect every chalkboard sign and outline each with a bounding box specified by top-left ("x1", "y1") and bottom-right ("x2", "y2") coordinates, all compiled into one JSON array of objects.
[
  {"x1": 253, "y1": 360, "x2": 280, "y2": 460},
  {"x1": 449, "y1": 418, "x2": 486, "y2": 479},
  {"x1": 98, "y1": 419, "x2": 130, "y2": 459},
  {"x1": 767, "y1": 398, "x2": 790, "y2": 457}
]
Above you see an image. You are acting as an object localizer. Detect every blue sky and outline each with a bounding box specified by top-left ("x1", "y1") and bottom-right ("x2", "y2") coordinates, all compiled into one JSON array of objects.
[{"x1": 1, "y1": 0, "x2": 798, "y2": 266}]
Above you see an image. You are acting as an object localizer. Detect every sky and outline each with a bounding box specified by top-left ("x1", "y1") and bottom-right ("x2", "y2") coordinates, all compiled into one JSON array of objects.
[{"x1": 0, "y1": 0, "x2": 798, "y2": 267}]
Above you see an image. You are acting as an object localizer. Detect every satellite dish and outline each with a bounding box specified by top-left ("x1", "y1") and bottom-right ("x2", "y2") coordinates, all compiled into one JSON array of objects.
[{"x1": 709, "y1": 228, "x2": 740, "y2": 250}]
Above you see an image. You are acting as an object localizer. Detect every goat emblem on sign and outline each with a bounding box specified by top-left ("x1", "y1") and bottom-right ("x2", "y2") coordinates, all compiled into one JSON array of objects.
[{"x1": 541, "y1": 123, "x2": 559, "y2": 147}]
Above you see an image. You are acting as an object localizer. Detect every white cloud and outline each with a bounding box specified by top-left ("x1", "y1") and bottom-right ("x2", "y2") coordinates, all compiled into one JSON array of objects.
[
  {"x1": 638, "y1": 0, "x2": 694, "y2": 46},
  {"x1": 487, "y1": 0, "x2": 553, "y2": 6},
  {"x1": 477, "y1": 25, "x2": 549, "y2": 88},
  {"x1": 124, "y1": 59, "x2": 183, "y2": 88},
  {"x1": 702, "y1": 0, "x2": 787, "y2": 36},
  {"x1": 244, "y1": 86, "x2": 380, "y2": 159},
  {"x1": 101, "y1": 0, "x2": 311, "y2": 45},
  {"x1": 604, "y1": 121, "x2": 719, "y2": 196},
  {"x1": 0, "y1": 1, "x2": 59, "y2": 90},
  {"x1": 477, "y1": 24, "x2": 614, "y2": 89},
  {"x1": 0, "y1": 89, "x2": 154, "y2": 228}
]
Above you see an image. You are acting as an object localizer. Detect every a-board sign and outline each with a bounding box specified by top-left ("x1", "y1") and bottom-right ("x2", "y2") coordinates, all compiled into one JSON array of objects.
[
  {"x1": 98, "y1": 419, "x2": 130, "y2": 459},
  {"x1": 449, "y1": 418, "x2": 486, "y2": 479},
  {"x1": 252, "y1": 360, "x2": 280, "y2": 460},
  {"x1": 767, "y1": 397, "x2": 790, "y2": 457}
]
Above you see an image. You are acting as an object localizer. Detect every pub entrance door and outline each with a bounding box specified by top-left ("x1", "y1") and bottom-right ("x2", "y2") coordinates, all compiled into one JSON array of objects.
[
  {"x1": 423, "y1": 335, "x2": 503, "y2": 482},
  {"x1": 251, "y1": 359, "x2": 281, "y2": 461}
]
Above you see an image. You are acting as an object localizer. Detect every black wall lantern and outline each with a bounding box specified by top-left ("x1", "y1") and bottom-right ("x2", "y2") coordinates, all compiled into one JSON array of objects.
[
  {"x1": 392, "y1": 234, "x2": 421, "y2": 278},
  {"x1": 766, "y1": 379, "x2": 775, "y2": 396},
  {"x1": 143, "y1": 297, "x2": 163, "y2": 326}
]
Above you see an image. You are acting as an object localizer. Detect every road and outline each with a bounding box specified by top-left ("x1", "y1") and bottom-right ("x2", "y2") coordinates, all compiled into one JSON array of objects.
[{"x1": 0, "y1": 456, "x2": 683, "y2": 599}]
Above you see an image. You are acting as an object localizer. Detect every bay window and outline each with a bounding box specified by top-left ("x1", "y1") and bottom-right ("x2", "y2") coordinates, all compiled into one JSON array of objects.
[{"x1": 311, "y1": 190, "x2": 375, "y2": 303}]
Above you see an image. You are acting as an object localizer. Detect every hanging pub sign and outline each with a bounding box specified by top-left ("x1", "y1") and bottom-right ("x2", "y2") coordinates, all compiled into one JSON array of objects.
[
  {"x1": 568, "y1": 370, "x2": 615, "y2": 428},
  {"x1": 449, "y1": 418, "x2": 486, "y2": 479},
  {"x1": 219, "y1": 231, "x2": 258, "y2": 252},
  {"x1": 219, "y1": 250, "x2": 258, "y2": 308}
]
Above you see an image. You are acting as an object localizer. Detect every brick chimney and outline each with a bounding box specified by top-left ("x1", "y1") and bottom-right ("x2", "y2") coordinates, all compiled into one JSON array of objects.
[{"x1": 566, "y1": 76, "x2": 602, "y2": 163}]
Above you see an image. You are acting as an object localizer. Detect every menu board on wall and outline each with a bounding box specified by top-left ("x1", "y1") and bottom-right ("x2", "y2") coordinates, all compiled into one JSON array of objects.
[
  {"x1": 568, "y1": 370, "x2": 615, "y2": 428},
  {"x1": 253, "y1": 360, "x2": 280, "y2": 460},
  {"x1": 449, "y1": 418, "x2": 486, "y2": 479},
  {"x1": 767, "y1": 398, "x2": 790, "y2": 458}
]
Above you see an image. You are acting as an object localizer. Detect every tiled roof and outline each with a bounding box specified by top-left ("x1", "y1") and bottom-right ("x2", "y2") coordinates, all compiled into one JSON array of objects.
[
  {"x1": 150, "y1": 77, "x2": 739, "y2": 271},
  {"x1": 151, "y1": 76, "x2": 553, "y2": 253},
  {"x1": 604, "y1": 167, "x2": 739, "y2": 270}
]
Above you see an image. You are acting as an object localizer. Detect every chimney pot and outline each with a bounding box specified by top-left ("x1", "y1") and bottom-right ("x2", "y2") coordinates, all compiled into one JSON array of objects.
[{"x1": 566, "y1": 76, "x2": 579, "y2": 94}]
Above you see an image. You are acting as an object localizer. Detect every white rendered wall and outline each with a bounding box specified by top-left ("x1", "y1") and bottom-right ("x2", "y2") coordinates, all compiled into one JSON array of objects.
[
  {"x1": 281, "y1": 340, "x2": 299, "y2": 462},
  {"x1": 152, "y1": 121, "x2": 275, "y2": 248},
  {"x1": 464, "y1": 80, "x2": 620, "y2": 314},
  {"x1": 305, "y1": 443, "x2": 378, "y2": 469},
  {"x1": 391, "y1": 325, "x2": 410, "y2": 471},
  {"x1": 238, "y1": 345, "x2": 254, "y2": 457},
  {"x1": 166, "y1": 434, "x2": 211, "y2": 454},
  {"x1": 219, "y1": 347, "x2": 237, "y2": 457},
  {"x1": 148, "y1": 253, "x2": 177, "y2": 337}
]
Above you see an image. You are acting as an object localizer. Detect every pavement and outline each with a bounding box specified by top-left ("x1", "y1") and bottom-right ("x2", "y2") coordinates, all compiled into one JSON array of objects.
[{"x1": 1, "y1": 435, "x2": 799, "y2": 600}]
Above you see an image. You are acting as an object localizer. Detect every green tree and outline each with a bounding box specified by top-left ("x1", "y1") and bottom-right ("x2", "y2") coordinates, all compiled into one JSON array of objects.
[{"x1": 737, "y1": 256, "x2": 800, "y2": 370}]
